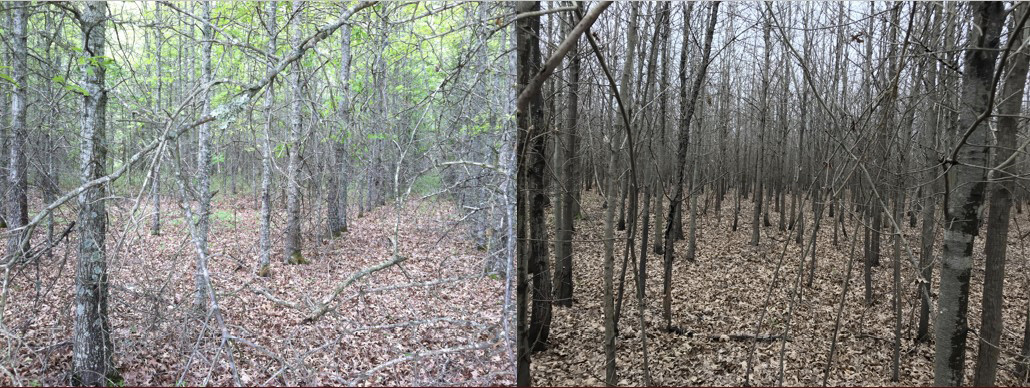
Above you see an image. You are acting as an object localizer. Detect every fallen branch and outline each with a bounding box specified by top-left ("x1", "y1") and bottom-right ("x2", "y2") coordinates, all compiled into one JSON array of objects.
[{"x1": 303, "y1": 254, "x2": 408, "y2": 323}]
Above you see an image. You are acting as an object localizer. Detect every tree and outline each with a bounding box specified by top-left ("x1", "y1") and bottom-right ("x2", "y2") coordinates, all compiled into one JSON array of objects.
[
  {"x1": 327, "y1": 13, "x2": 352, "y2": 238},
  {"x1": 284, "y1": 0, "x2": 305, "y2": 264},
  {"x1": 750, "y1": 11, "x2": 771, "y2": 247},
  {"x1": 662, "y1": 0, "x2": 719, "y2": 329},
  {"x1": 72, "y1": 2, "x2": 118, "y2": 384},
  {"x1": 257, "y1": 0, "x2": 277, "y2": 277},
  {"x1": 516, "y1": 1, "x2": 544, "y2": 383},
  {"x1": 6, "y1": 1, "x2": 29, "y2": 260},
  {"x1": 973, "y1": 4, "x2": 1030, "y2": 385},
  {"x1": 193, "y1": 0, "x2": 214, "y2": 314},
  {"x1": 934, "y1": 2, "x2": 1005, "y2": 385},
  {"x1": 552, "y1": 1, "x2": 581, "y2": 308}
]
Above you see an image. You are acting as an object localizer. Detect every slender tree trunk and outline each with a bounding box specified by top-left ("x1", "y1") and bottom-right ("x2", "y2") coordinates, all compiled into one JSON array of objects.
[
  {"x1": 974, "y1": 5, "x2": 1030, "y2": 385},
  {"x1": 916, "y1": 3, "x2": 941, "y2": 343},
  {"x1": 73, "y1": 3, "x2": 117, "y2": 384},
  {"x1": 328, "y1": 17, "x2": 352, "y2": 238},
  {"x1": 284, "y1": 0, "x2": 305, "y2": 264},
  {"x1": 636, "y1": 184, "x2": 653, "y2": 385},
  {"x1": 685, "y1": 141, "x2": 699, "y2": 261},
  {"x1": 653, "y1": 177, "x2": 665, "y2": 254},
  {"x1": 553, "y1": 4, "x2": 582, "y2": 307},
  {"x1": 602, "y1": 108, "x2": 619, "y2": 388},
  {"x1": 662, "y1": 0, "x2": 718, "y2": 331},
  {"x1": 150, "y1": 5, "x2": 166, "y2": 236},
  {"x1": 193, "y1": 0, "x2": 214, "y2": 314},
  {"x1": 516, "y1": 5, "x2": 533, "y2": 367},
  {"x1": 257, "y1": 1, "x2": 277, "y2": 276},
  {"x1": 514, "y1": 1, "x2": 552, "y2": 355},
  {"x1": 6, "y1": 1, "x2": 29, "y2": 260},
  {"x1": 750, "y1": 16, "x2": 771, "y2": 247}
]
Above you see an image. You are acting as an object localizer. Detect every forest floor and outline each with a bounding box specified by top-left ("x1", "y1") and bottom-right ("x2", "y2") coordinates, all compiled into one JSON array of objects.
[
  {"x1": 0, "y1": 194, "x2": 510, "y2": 386},
  {"x1": 532, "y1": 190, "x2": 1030, "y2": 386}
]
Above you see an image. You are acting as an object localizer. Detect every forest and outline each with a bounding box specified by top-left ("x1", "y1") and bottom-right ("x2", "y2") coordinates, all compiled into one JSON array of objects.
[
  {"x1": 516, "y1": 1, "x2": 1030, "y2": 387},
  {"x1": 0, "y1": 1, "x2": 515, "y2": 386}
]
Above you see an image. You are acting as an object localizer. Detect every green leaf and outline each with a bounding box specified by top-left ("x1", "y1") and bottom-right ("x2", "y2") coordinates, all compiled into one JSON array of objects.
[
  {"x1": 52, "y1": 75, "x2": 89, "y2": 96},
  {"x1": 0, "y1": 73, "x2": 18, "y2": 88}
]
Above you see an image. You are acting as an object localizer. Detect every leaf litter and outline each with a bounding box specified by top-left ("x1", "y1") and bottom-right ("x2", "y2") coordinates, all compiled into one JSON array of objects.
[
  {"x1": 532, "y1": 192, "x2": 1030, "y2": 386},
  {"x1": 0, "y1": 195, "x2": 510, "y2": 386}
]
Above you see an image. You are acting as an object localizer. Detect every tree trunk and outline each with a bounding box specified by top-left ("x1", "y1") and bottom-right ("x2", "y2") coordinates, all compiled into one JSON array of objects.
[
  {"x1": 6, "y1": 1, "x2": 29, "y2": 260},
  {"x1": 193, "y1": 0, "x2": 214, "y2": 315},
  {"x1": 328, "y1": 17, "x2": 352, "y2": 238},
  {"x1": 516, "y1": 1, "x2": 533, "y2": 368},
  {"x1": 750, "y1": 16, "x2": 771, "y2": 247},
  {"x1": 916, "y1": 3, "x2": 942, "y2": 343},
  {"x1": 284, "y1": 0, "x2": 305, "y2": 264},
  {"x1": 513, "y1": 1, "x2": 552, "y2": 355},
  {"x1": 935, "y1": 3, "x2": 1004, "y2": 385},
  {"x1": 73, "y1": 2, "x2": 117, "y2": 384},
  {"x1": 662, "y1": 0, "x2": 718, "y2": 331},
  {"x1": 553, "y1": 3, "x2": 581, "y2": 307},
  {"x1": 257, "y1": 1, "x2": 277, "y2": 276},
  {"x1": 973, "y1": 5, "x2": 1030, "y2": 385}
]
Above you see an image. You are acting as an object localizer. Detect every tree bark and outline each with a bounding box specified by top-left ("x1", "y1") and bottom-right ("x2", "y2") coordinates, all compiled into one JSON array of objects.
[
  {"x1": 257, "y1": 0, "x2": 277, "y2": 276},
  {"x1": 328, "y1": 15, "x2": 352, "y2": 238},
  {"x1": 285, "y1": 0, "x2": 305, "y2": 264},
  {"x1": 662, "y1": 0, "x2": 719, "y2": 329},
  {"x1": 973, "y1": 4, "x2": 1030, "y2": 385},
  {"x1": 6, "y1": 1, "x2": 29, "y2": 260},
  {"x1": 194, "y1": 0, "x2": 214, "y2": 314},
  {"x1": 553, "y1": 1, "x2": 581, "y2": 308},
  {"x1": 750, "y1": 14, "x2": 771, "y2": 247},
  {"x1": 73, "y1": 2, "x2": 117, "y2": 384},
  {"x1": 934, "y1": 3, "x2": 1005, "y2": 385},
  {"x1": 516, "y1": 2, "x2": 544, "y2": 383}
]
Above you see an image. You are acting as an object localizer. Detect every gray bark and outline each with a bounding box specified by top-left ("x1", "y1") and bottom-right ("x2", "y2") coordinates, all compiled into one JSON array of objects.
[
  {"x1": 73, "y1": 2, "x2": 117, "y2": 384},
  {"x1": 194, "y1": 0, "x2": 214, "y2": 314},
  {"x1": 258, "y1": 1, "x2": 276, "y2": 276},
  {"x1": 934, "y1": 3, "x2": 1005, "y2": 385},
  {"x1": 6, "y1": 1, "x2": 29, "y2": 260},
  {"x1": 328, "y1": 16, "x2": 352, "y2": 238},
  {"x1": 553, "y1": 2, "x2": 581, "y2": 307},
  {"x1": 973, "y1": 5, "x2": 1030, "y2": 385},
  {"x1": 285, "y1": 0, "x2": 305, "y2": 264},
  {"x1": 751, "y1": 16, "x2": 771, "y2": 247},
  {"x1": 917, "y1": 2, "x2": 942, "y2": 344}
]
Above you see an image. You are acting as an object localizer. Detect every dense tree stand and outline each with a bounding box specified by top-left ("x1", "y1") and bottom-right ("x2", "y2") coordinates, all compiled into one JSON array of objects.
[
  {"x1": 0, "y1": 1, "x2": 515, "y2": 385},
  {"x1": 531, "y1": 192, "x2": 1030, "y2": 386},
  {"x1": 517, "y1": 2, "x2": 1030, "y2": 386}
]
